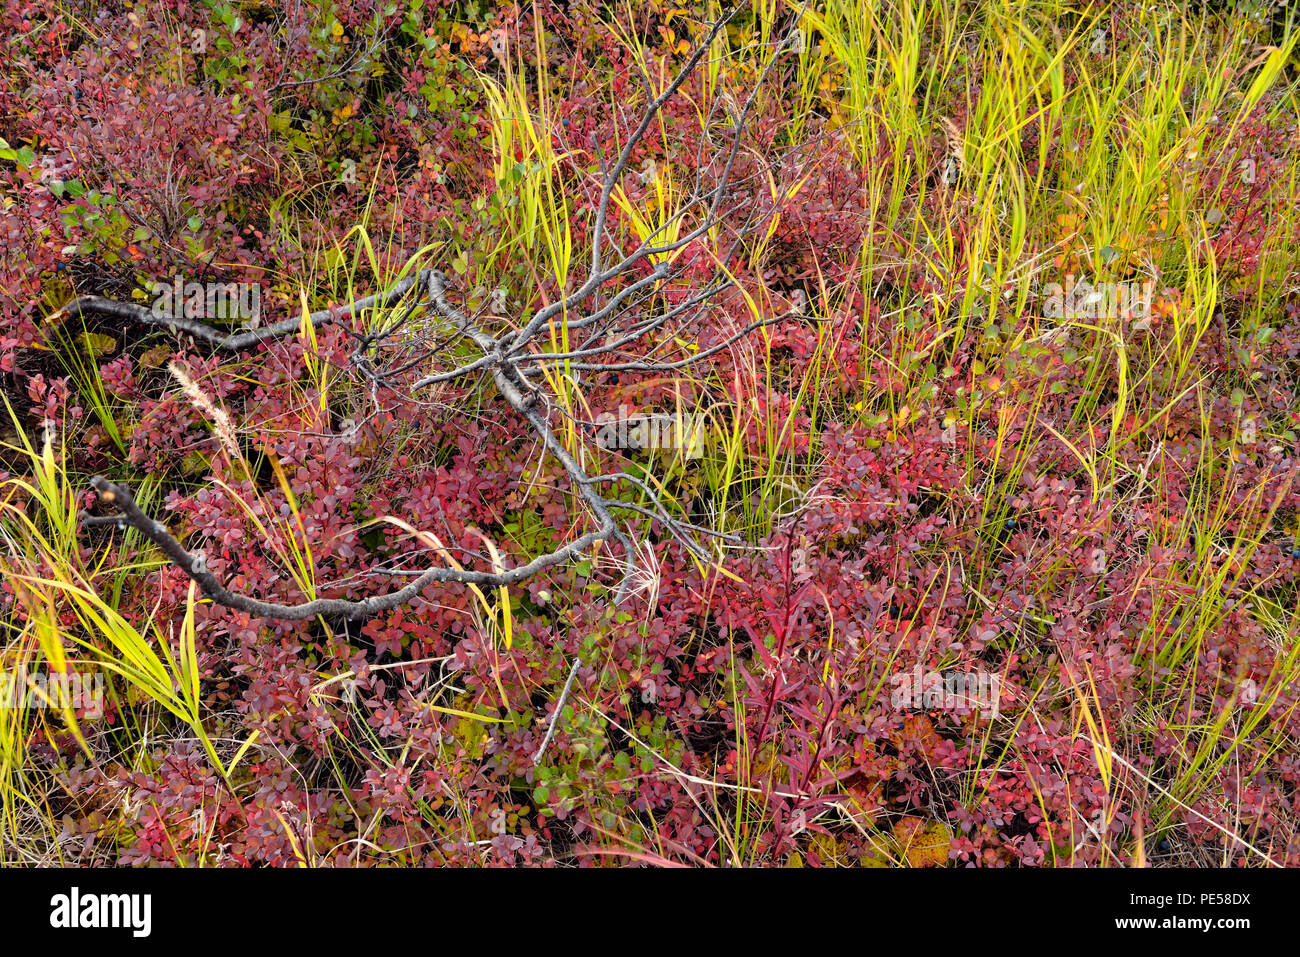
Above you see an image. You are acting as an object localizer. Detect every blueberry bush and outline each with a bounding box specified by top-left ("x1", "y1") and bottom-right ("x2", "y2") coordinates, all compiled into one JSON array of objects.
[{"x1": 2, "y1": 0, "x2": 1300, "y2": 867}]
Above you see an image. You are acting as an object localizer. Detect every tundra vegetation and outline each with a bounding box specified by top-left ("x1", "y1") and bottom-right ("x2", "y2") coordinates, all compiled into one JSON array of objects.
[{"x1": 1, "y1": 0, "x2": 1299, "y2": 867}]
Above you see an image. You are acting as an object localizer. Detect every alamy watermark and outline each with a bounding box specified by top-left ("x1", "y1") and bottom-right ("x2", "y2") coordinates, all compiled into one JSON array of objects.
[
  {"x1": 1042, "y1": 276, "x2": 1155, "y2": 321},
  {"x1": 890, "y1": 666, "x2": 1001, "y2": 719},
  {"x1": 1, "y1": 667, "x2": 103, "y2": 719},
  {"x1": 593, "y1": 403, "x2": 707, "y2": 459},
  {"x1": 50, "y1": 887, "x2": 151, "y2": 937},
  {"x1": 148, "y1": 275, "x2": 262, "y2": 322}
]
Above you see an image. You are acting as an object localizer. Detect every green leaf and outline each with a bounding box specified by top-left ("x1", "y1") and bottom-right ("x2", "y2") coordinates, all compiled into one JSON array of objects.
[{"x1": 79, "y1": 332, "x2": 117, "y2": 357}]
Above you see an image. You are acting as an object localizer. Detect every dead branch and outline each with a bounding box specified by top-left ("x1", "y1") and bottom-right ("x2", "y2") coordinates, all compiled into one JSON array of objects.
[{"x1": 71, "y1": 6, "x2": 805, "y2": 622}]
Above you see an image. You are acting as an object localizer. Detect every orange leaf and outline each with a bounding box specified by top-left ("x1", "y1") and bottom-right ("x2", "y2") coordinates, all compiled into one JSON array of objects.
[{"x1": 892, "y1": 817, "x2": 952, "y2": 867}]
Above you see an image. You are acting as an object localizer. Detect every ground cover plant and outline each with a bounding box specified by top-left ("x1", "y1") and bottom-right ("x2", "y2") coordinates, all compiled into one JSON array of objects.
[{"x1": 1, "y1": 0, "x2": 1299, "y2": 868}]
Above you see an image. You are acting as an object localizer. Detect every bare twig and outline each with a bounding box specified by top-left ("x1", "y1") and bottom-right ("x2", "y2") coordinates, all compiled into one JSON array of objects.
[
  {"x1": 532, "y1": 656, "x2": 582, "y2": 765},
  {"x1": 70, "y1": 5, "x2": 803, "y2": 623}
]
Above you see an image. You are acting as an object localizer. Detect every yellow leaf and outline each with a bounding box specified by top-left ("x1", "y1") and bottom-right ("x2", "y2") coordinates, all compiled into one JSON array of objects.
[
  {"x1": 44, "y1": 278, "x2": 74, "y2": 314},
  {"x1": 79, "y1": 332, "x2": 117, "y2": 357},
  {"x1": 892, "y1": 817, "x2": 951, "y2": 867},
  {"x1": 712, "y1": 564, "x2": 745, "y2": 585},
  {"x1": 806, "y1": 832, "x2": 851, "y2": 866},
  {"x1": 181, "y1": 451, "x2": 210, "y2": 475},
  {"x1": 139, "y1": 344, "x2": 171, "y2": 368},
  {"x1": 423, "y1": 702, "x2": 506, "y2": 723}
]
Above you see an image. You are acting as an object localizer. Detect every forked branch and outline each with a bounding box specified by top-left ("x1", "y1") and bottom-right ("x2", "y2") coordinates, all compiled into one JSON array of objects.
[{"x1": 71, "y1": 5, "x2": 806, "y2": 621}]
